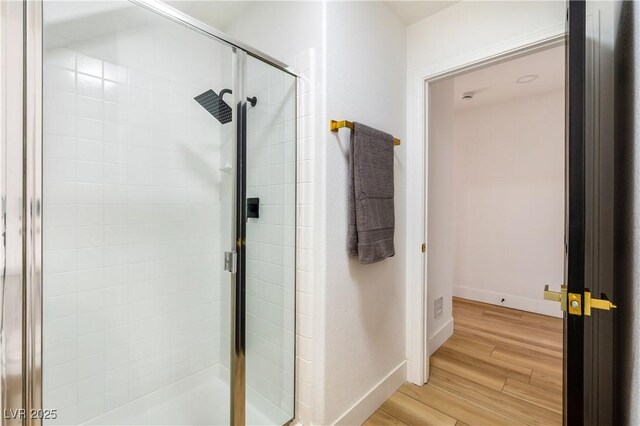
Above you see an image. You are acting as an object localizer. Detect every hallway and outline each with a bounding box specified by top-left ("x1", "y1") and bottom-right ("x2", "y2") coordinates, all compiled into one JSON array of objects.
[{"x1": 365, "y1": 298, "x2": 563, "y2": 425}]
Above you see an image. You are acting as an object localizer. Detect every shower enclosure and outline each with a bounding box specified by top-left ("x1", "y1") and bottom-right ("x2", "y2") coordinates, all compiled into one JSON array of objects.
[{"x1": 1, "y1": 1, "x2": 296, "y2": 425}]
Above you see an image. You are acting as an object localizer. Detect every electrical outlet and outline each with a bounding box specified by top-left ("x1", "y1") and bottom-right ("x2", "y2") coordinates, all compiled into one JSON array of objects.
[{"x1": 434, "y1": 297, "x2": 443, "y2": 318}]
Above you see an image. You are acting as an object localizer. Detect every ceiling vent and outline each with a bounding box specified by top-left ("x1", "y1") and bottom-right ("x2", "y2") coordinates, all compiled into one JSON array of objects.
[
  {"x1": 461, "y1": 91, "x2": 474, "y2": 100},
  {"x1": 517, "y1": 74, "x2": 538, "y2": 84}
]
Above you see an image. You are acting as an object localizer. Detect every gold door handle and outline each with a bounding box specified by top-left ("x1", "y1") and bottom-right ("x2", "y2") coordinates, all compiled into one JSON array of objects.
[
  {"x1": 544, "y1": 285, "x2": 567, "y2": 312},
  {"x1": 544, "y1": 285, "x2": 617, "y2": 316},
  {"x1": 584, "y1": 290, "x2": 617, "y2": 316}
]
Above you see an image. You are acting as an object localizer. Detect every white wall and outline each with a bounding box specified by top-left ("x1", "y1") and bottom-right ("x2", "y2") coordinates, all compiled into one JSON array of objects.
[
  {"x1": 324, "y1": 2, "x2": 407, "y2": 424},
  {"x1": 426, "y1": 79, "x2": 455, "y2": 352},
  {"x1": 407, "y1": 1, "x2": 566, "y2": 71},
  {"x1": 223, "y1": 1, "x2": 324, "y2": 67},
  {"x1": 452, "y1": 90, "x2": 565, "y2": 317}
]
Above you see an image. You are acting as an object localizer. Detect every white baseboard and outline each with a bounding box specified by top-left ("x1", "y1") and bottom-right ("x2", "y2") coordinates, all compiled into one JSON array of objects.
[
  {"x1": 332, "y1": 361, "x2": 406, "y2": 426},
  {"x1": 428, "y1": 317, "x2": 454, "y2": 356},
  {"x1": 453, "y1": 286, "x2": 562, "y2": 318}
]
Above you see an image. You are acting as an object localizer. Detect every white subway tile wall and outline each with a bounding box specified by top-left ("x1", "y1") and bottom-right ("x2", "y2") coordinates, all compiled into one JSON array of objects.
[
  {"x1": 292, "y1": 49, "x2": 315, "y2": 426},
  {"x1": 244, "y1": 56, "x2": 297, "y2": 422},
  {"x1": 43, "y1": 46, "x2": 228, "y2": 424},
  {"x1": 43, "y1": 6, "x2": 313, "y2": 426}
]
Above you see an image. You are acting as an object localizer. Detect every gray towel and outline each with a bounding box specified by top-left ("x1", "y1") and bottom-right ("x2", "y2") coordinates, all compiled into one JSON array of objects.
[{"x1": 348, "y1": 122, "x2": 395, "y2": 264}]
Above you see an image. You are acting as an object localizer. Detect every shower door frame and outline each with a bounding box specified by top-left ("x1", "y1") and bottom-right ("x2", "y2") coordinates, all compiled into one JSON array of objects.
[{"x1": 6, "y1": 1, "x2": 298, "y2": 425}]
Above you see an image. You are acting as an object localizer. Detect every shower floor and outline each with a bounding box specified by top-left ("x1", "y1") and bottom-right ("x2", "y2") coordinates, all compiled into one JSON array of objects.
[{"x1": 85, "y1": 365, "x2": 288, "y2": 426}]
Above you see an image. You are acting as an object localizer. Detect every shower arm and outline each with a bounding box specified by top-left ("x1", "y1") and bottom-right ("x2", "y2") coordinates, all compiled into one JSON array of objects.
[{"x1": 220, "y1": 89, "x2": 257, "y2": 107}]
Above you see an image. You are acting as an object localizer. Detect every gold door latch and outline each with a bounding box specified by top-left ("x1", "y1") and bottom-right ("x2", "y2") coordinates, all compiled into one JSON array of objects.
[
  {"x1": 544, "y1": 285, "x2": 567, "y2": 312},
  {"x1": 543, "y1": 285, "x2": 616, "y2": 316},
  {"x1": 584, "y1": 289, "x2": 617, "y2": 316}
]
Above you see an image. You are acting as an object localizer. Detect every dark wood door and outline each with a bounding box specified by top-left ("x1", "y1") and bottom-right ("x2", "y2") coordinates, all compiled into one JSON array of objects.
[{"x1": 564, "y1": 0, "x2": 586, "y2": 424}]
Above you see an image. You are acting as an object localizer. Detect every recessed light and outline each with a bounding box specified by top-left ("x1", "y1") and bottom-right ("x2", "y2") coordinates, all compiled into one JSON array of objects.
[{"x1": 517, "y1": 74, "x2": 538, "y2": 84}]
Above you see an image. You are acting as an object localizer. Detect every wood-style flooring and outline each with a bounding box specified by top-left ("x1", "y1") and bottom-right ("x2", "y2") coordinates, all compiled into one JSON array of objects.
[{"x1": 364, "y1": 297, "x2": 563, "y2": 426}]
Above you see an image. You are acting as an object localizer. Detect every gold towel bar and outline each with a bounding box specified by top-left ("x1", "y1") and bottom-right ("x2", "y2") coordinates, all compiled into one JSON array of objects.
[{"x1": 330, "y1": 120, "x2": 401, "y2": 146}]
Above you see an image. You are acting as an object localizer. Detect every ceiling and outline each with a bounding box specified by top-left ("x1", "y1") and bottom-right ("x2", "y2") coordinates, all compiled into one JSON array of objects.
[
  {"x1": 168, "y1": 1, "x2": 461, "y2": 29},
  {"x1": 45, "y1": 0, "x2": 460, "y2": 43},
  {"x1": 382, "y1": 1, "x2": 459, "y2": 25},
  {"x1": 166, "y1": 0, "x2": 460, "y2": 30},
  {"x1": 452, "y1": 45, "x2": 565, "y2": 111}
]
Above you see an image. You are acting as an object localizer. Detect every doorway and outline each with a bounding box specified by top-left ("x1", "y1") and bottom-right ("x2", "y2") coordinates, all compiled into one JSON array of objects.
[
  {"x1": 368, "y1": 42, "x2": 567, "y2": 425},
  {"x1": 428, "y1": 43, "x2": 565, "y2": 423},
  {"x1": 427, "y1": 43, "x2": 566, "y2": 330}
]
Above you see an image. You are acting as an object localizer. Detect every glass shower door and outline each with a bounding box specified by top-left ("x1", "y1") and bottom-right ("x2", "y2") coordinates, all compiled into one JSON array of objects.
[
  {"x1": 41, "y1": 2, "x2": 236, "y2": 424},
  {"x1": 244, "y1": 55, "x2": 297, "y2": 426}
]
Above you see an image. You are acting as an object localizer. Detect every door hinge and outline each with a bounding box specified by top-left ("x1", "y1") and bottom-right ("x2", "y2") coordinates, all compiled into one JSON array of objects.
[
  {"x1": 224, "y1": 251, "x2": 237, "y2": 273},
  {"x1": 421, "y1": 243, "x2": 426, "y2": 253},
  {"x1": 543, "y1": 285, "x2": 616, "y2": 316}
]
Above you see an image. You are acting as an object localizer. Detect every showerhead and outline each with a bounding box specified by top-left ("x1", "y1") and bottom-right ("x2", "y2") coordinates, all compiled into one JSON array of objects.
[
  {"x1": 194, "y1": 89, "x2": 233, "y2": 124},
  {"x1": 194, "y1": 89, "x2": 258, "y2": 125}
]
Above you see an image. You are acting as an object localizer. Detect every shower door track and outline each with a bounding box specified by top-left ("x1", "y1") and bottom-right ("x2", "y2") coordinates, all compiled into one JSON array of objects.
[
  {"x1": 129, "y1": 0, "x2": 298, "y2": 78},
  {"x1": 6, "y1": 1, "x2": 299, "y2": 425}
]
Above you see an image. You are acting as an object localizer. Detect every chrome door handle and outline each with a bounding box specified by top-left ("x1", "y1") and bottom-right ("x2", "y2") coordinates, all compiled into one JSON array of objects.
[{"x1": 224, "y1": 251, "x2": 237, "y2": 273}]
